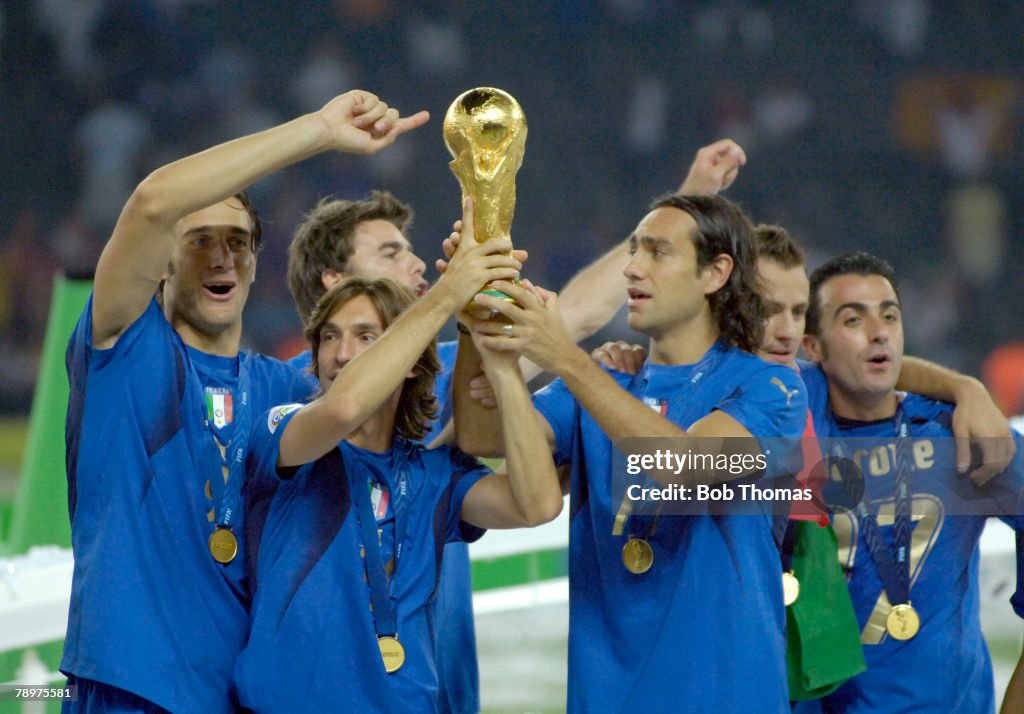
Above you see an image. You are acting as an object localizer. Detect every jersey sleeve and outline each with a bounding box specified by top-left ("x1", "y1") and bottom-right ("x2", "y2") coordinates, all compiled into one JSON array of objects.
[
  {"x1": 67, "y1": 292, "x2": 96, "y2": 367},
  {"x1": 714, "y1": 363, "x2": 808, "y2": 482},
  {"x1": 247, "y1": 404, "x2": 311, "y2": 483},
  {"x1": 74, "y1": 293, "x2": 168, "y2": 367},
  {"x1": 445, "y1": 447, "x2": 493, "y2": 544},
  {"x1": 66, "y1": 294, "x2": 182, "y2": 505},
  {"x1": 982, "y1": 433, "x2": 1024, "y2": 521},
  {"x1": 285, "y1": 349, "x2": 313, "y2": 374},
  {"x1": 532, "y1": 377, "x2": 579, "y2": 465},
  {"x1": 717, "y1": 363, "x2": 808, "y2": 441}
]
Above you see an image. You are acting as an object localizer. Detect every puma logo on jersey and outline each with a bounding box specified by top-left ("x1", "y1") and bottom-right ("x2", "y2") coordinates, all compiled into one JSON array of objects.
[{"x1": 771, "y1": 377, "x2": 799, "y2": 406}]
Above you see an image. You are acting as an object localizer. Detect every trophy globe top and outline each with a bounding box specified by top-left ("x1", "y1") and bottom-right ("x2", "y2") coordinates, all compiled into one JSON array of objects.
[{"x1": 443, "y1": 87, "x2": 527, "y2": 176}]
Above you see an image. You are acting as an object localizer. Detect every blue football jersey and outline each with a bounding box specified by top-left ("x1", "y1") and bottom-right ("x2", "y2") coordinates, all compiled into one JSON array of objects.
[
  {"x1": 278, "y1": 341, "x2": 478, "y2": 714},
  {"x1": 800, "y1": 362, "x2": 1024, "y2": 714},
  {"x1": 62, "y1": 295, "x2": 312, "y2": 713},
  {"x1": 534, "y1": 340, "x2": 807, "y2": 712},
  {"x1": 235, "y1": 405, "x2": 489, "y2": 712},
  {"x1": 422, "y1": 340, "x2": 480, "y2": 714}
]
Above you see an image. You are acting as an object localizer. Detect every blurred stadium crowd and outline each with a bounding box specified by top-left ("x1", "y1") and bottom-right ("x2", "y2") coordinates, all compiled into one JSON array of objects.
[{"x1": 1, "y1": 0, "x2": 1022, "y2": 414}]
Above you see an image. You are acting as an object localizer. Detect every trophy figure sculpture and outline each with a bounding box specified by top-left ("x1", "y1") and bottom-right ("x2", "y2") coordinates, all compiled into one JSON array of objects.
[{"x1": 443, "y1": 87, "x2": 527, "y2": 302}]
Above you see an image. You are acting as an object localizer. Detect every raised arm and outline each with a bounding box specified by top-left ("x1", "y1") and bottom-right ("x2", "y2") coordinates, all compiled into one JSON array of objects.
[
  {"x1": 459, "y1": 335, "x2": 563, "y2": 528},
  {"x1": 438, "y1": 138, "x2": 746, "y2": 385},
  {"x1": 451, "y1": 327, "x2": 502, "y2": 456},
  {"x1": 675, "y1": 138, "x2": 746, "y2": 195},
  {"x1": 450, "y1": 139, "x2": 748, "y2": 446},
  {"x1": 278, "y1": 198, "x2": 519, "y2": 467},
  {"x1": 898, "y1": 355, "x2": 1015, "y2": 482},
  {"x1": 551, "y1": 139, "x2": 748, "y2": 358},
  {"x1": 469, "y1": 280, "x2": 784, "y2": 487},
  {"x1": 93, "y1": 90, "x2": 429, "y2": 348}
]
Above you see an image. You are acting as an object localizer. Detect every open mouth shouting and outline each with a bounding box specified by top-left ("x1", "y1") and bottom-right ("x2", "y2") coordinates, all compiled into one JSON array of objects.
[
  {"x1": 865, "y1": 351, "x2": 893, "y2": 372},
  {"x1": 203, "y1": 280, "x2": 238, "y2": 301}
]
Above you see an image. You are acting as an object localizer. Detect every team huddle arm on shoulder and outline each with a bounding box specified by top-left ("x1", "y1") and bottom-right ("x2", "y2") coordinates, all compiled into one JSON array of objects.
[
  {"x1": 898, "y1": 355, "x2": 1015, "y2": 479},
  {"x1": 92, "y1": 91, "x2": 429, "y2": 349}
]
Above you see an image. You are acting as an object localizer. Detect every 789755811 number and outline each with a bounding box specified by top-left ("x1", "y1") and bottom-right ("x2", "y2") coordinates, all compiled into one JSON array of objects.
[{"x1": 0, "y1": 685, "x2": 78, "y2": 701}]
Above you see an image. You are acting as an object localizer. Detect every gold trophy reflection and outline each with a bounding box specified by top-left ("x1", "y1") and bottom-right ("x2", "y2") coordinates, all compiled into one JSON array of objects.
[{"x1": 443, "y1": 87, "x2": 527, "y2": 304}]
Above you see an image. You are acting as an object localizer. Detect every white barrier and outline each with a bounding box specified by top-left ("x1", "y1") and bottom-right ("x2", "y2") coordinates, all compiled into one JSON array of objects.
[
  {"x1": 0, "y1": 547, "x2": 72, "y2": 654},
  {"x1": 0, "y1": 516, "x2": 1019, "y2": 694}
]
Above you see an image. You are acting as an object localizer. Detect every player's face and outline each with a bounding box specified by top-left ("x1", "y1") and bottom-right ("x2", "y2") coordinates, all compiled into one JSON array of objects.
[
  {"x1": 756, "y1": 258, "x2": 809, "y2": 367},
  {"x1": 623, "y1": 207, "x2": 729, "y2": 343},
  {"x1": 316, "y1": 295, "x2": 385, "y2": 389},
  {"x1": 339, "y1": 220, "x2": 428, "y2": 297},
  {"x1": 165, "y1": 200, "x2": 256, "y2": 342},
  {"x1": 803, "y1": 273, "x2": 903, "y2": 417}
]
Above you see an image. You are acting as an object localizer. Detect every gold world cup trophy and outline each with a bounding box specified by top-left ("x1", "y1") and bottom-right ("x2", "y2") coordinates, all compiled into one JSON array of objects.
[{"x1": 443, "y1": 87, "x2": 527, "y2": 305}]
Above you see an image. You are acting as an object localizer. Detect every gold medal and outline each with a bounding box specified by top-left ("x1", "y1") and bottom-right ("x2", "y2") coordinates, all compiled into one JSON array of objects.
[
  {"x1": 782, "y1": 570, "x2": 800, "y2": 607},
  {"x1": 208, "y1": 527, "x2": 238, "y2": 564},
  {"x1": 622, "y1": 538, "x2": 654, "y2": 574},
  {"x1": 378, "y1": 635, "x2": 406, "y2": 673},
  {"x1": 885, "y1": 603, "x2": 920, "y2": 640}
]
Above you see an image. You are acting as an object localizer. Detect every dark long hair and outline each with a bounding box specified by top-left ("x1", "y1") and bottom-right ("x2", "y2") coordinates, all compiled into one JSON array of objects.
[{"x1": 650, "y1": 193, "x2": 764, "y2": 352}]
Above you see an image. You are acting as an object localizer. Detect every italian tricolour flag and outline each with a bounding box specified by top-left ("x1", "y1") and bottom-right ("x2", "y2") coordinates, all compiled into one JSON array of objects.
[{"x1": 205, "y1": 390, "x2": 233, "y2": 429}]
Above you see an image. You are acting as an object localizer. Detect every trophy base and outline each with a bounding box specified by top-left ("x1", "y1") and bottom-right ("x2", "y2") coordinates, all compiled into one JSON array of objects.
[{"x1": 468, "y1": 279, "x2": 520, "y2": 321}]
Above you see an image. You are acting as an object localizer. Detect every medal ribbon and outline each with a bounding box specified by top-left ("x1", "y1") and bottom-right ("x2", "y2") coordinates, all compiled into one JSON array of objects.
[
  {"x1": 852, "y1": 408, "x2": 914, "y2": 607},
  {"x1": 780, "y1": 520, "x2": 799, "y2": 573},
  {"x1": 613, "y1": 351, "x2": 721, "y2": 541},
  {"x1": 345, "y1": 440, "x2": 412, "y2": 638},
  {"x1": 191, "y1": 355, "x2": 251, "y2": 533}
]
